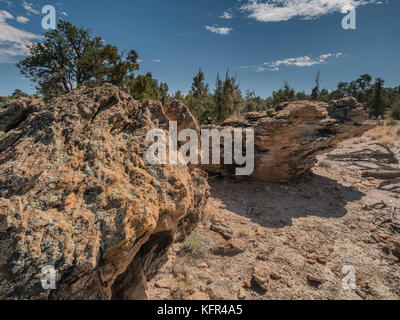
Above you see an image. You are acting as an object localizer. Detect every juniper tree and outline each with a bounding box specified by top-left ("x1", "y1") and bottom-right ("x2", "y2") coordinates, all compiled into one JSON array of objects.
[{"x1": 17, "y1": 20, "x2": 139, "y2": 98}]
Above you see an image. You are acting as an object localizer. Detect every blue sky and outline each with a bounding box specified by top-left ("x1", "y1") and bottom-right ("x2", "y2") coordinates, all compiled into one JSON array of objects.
[{"x1": 0, "y1": 0, "x2": 399, "y2": 97}]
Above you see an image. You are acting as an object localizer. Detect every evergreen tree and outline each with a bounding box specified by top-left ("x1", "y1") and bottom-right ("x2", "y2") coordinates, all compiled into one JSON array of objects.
[
  {"x1": 391, "y1": 97, "x2": 400, "y2": 120},
  {"x1": 16, "y1": 20, "x2": 139, "y2": 98},
  {"x1": 186, "y1": 69, "x2": 214, "y2": 124},
  {"x1": 190, "y1": 68, "x2": 209, "y2": 98},
  {"x1": 212, "y1": 70, "x2": 243, "y2": 123},
  {"x1": 367, "y1": 78, "x2": 388, "y2": 119},
  {"x1": 128, "y1": 72, "x2": 160, "y2": 102},
  {"x1": 174, "y1": 90, "x2": 184, "y2": 101},
  {"x1": 159, "y1": 82, "x2": 169, "y2": 105},
  {"x1": 271, "y1": 82, "x2": 296, "y2": 106}
]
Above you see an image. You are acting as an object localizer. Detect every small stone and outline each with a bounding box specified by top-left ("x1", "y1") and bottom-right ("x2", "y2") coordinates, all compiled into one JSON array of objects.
[
  {"x1": 307, "y1": 273, "x2": 324, "y2": 286},
  {"x1": 270, "y1": 271, "x2": 281, "y2": 280}
]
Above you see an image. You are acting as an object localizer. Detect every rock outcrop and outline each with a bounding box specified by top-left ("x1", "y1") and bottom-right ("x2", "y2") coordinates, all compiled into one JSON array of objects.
[
  {"x1": 0, "y1": 85, "x2": 209, "y2": 300},
  {"x1": 202, "y1": 97, "x2": 374, "y2": 182}
]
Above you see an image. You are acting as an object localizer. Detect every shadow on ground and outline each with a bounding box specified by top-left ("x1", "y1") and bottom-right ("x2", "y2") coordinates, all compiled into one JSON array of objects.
[{"x1": 209, "y1": 173, "x2": 365, "y2": 229}]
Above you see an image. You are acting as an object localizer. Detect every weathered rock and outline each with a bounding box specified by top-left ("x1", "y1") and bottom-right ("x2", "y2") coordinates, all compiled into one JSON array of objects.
[
  {"x1": 212, "y1": 239, "x2": 247, "y2": 256},
  {"x1": 0, "y1": 85, "x2": 209, "y2": 300},
  {"x1": 306, "y1": 273, "x2": 324, "y2": 286},
  {"x1": 202, "y1": 98, "x2": 374, "y2": 182},
  {"x1": 252, "y1": 261, "x2": 271, "y2": 290},
  {"x1": 210, "y1": 223, "x2": 234, "y2": 240},
  {"x1": 163, "y1": 100, "x2": 200, "y2": 135}
]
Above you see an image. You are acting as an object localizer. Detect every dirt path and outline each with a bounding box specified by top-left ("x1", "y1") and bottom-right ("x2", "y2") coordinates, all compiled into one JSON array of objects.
[{"x1": 149, "y1": 134, "x2": 400, "y2": 300}]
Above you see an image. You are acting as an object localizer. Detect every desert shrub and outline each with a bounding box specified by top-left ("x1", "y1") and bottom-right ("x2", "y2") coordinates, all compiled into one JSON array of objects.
[
  {"x1": 391, "y1": 103, "x2": 400, "y2": 120},
  {"x1": 178, "y1": 231, "x2": 208, "y2": 258}
]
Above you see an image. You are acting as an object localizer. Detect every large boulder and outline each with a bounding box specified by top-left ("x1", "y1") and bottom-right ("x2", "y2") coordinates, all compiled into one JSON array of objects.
[
  {"x1": 202, "y1": 97, "x2": 374, "y2": 182},
  {"x1": 0, "y1": 85, "x2": 209, "y2": 300}
]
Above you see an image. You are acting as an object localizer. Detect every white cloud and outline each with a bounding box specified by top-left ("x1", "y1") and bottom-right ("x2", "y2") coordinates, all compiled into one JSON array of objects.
[
  {"x1": 220, "y1": 11, "x2": 233, "y2": 19},
  {"x1": 16, "y1": 16, "x2": 29, "y2": 23},
  {"x1": 240, "y1": 0, "x2": 380, "y2": 23},
  {"x1": 0, "y1": 9, "x2": 12, "y2": 20},
  {"x1": 205, "y1": 25, "x2": 233, "y2": 35},
  {"x1": 262, "y1": 53, "x2": 344, "y2": 71},
  {"x1": 22, "y1": 1, "x2": 40, "y2": 15},
  {"x1": 0, "y1": 10, "x2": 42, "y2": 63},
  {"x1": 153, "y1": 58, "x2": 162, "y2": 63}
]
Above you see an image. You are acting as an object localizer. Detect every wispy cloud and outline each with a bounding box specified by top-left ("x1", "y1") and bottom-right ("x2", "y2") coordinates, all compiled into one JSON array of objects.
[
  {"x1": 240, "y1": 0, "x2": 380, "y2": 23},
  {"x1": 0, "y1": 10, "x2": 42, "y2": 63},
  {"x1": 263, "y1": 53, "x2": 344, "y2": 71},
  {"x1": 205, "y1": 25, "x2": 233, "y2": 35},
  {"x1": 22, "y1": 1, "x2": 39, "y2": 15},
  {"x1": 219, "y1": 11, "x2": 233, "y2": 19},
  {"x1": 16, "y1": 16, "x2": 29, "y2": 23},
  {"x1": 239, "y1": 53, "x2": 345, "y2": 72}
]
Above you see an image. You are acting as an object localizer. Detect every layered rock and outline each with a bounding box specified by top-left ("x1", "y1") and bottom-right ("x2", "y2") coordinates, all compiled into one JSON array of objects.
[
  {"x1": 0, "y1": 85, "x2": 209, "y2": 300},
  {"x1": 202, "y1": 97, "x2": 374, "y2": 182}
]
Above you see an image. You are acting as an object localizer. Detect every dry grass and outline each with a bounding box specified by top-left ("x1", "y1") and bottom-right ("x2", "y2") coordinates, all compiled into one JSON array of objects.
[
  {"x1": 178, "y1": 230, "x2": 209, "y2": 259},
  {"x1": 365, "y1": 120, "x2": 400, "y2": 146},
  {"x1": 352, "y1": 137, "x2": 365, "y2": 145},
  {"x1": 380, "y1": 136, "x2": 396, "y2": 147},
  {"x1": 202, "y1": 206, "x2": 215, "y2": 226},
  {"x1": 237, "y1": 225, "x2": 251, "y2": 238}
]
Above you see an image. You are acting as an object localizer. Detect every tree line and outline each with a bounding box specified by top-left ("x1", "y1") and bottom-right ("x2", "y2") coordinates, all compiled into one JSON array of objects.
[{"x1": 1, "y1": 20, "x2": 399, "y2": 124}]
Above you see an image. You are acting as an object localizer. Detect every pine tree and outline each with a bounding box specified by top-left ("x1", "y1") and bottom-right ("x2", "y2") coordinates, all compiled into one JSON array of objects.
[
  {"x1": 367, "y1": 78, "x2": 387, "y2": 119},
  {"x1": 159, "y1": 82, "x2": 169, "y2": 105}
]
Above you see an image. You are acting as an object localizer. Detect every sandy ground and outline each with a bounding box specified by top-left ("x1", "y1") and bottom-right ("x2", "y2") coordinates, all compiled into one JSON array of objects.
[{"x1": 149, "y1": 132, "x2": 400, "y2": 300}]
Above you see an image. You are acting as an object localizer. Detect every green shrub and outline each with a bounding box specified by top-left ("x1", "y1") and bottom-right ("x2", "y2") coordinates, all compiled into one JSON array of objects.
[{"x1": 391, "y1": 103, "x2": 400, "y2": 120}]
